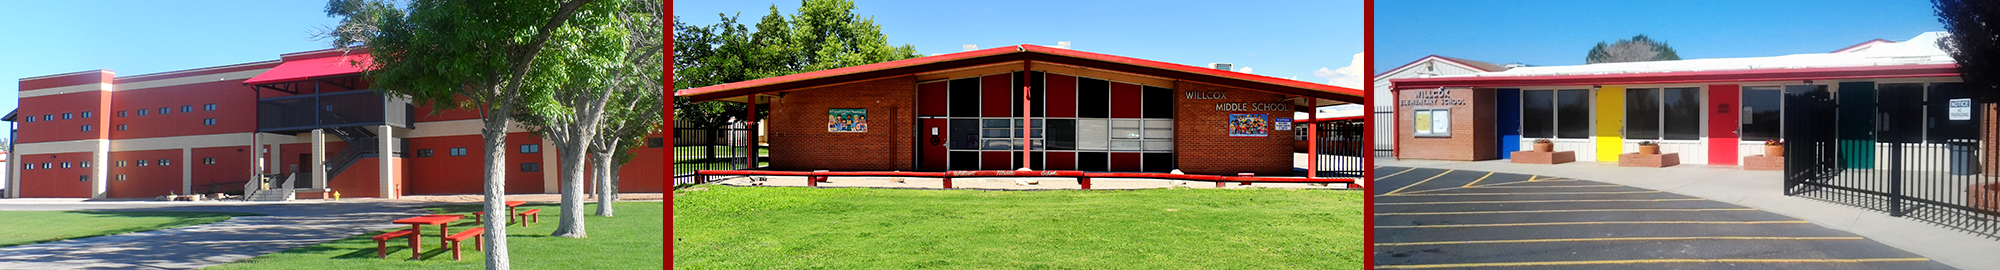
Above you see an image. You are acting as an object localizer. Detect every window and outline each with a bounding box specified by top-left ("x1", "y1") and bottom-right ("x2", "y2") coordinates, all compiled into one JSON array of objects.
[
  {"x1": 44, "y1": 162, "x2": 53, "y2": 169},
  {"x1": 118, "y1": 175, "x2": 126, "y2": 181},
  {"x1": 159, "y1": 159, "x2": 171, "y2": 166},
  {"x1": 137, "y1": 160, "x2": 148, "y2": 167},
  {"x1": 1625, "y1": 88, "x2": 1701, "y2": 140},
  {"x1": 416, "y1": 149, "x2": 433, "y2": 157},
  {"x1": 81, "y1": 125, "x2": 92, "y2": 132},
  {"x1": 646, "y1": 138, "x2": 663, "y2": 148},
  {"x1": 24, "y1": 163, "x2": 33, "y2": 170},
  {"x1": 63, "y1": 113, "x2": 72, "y2": 120},
  {"x1": 62, "y1": 162, "x2": 71, "y2": 169},
  {"x1": 137, "y1": 110, "x2": 148, "y2": 116},
  {"x1": 204, "y1": 104, "x2": 217, "y2": 111},
  {"x1": 81, "y1": 111, "x2": 91, "y2": 118},
  {"x1": 978, "y1": 119, "x2": 1044, "y2": 150},
  {"x1": 1555, "y1": 89, "x2": 1592, "y2": 138},
  {"x1": 520, "y1": 144, "x2": 540, "y2": 153},
  {"x1": 43, "y1": 114, "x2": 52, "y2": 121},
  {"x1": 118, "y1": 160, "x2": 126, "y2": 167},
  {"x1": 450, "y1": 147, "x2": 468, "y2": 156},
  {"x1": 159, "y1": 108, "x2": 169, "y2": 115},
  {"x1": 521, "y1": 162, "x2": 540, "y2": 172},
  {"x1": 117, "y1": 124, "x2": 127, "y2": 131},
  {"x1": 182, "y1": 105, "x2": 193, "y2": 112},
  {"x1": 1522, "y1": 90, "x2": 1554, "y2": 138},
  {"x1": 1413, "y1": 109, "x2": 1451, "y2": 137},
  {"x1": 203, "y1": 157, "x2": 216, "y2": 165},
  {"x1": 203, "y1": 118, "x2": 216, "y2": 126},
  {"x1": 118, "y1": 111, "x2": 127, "y2": 117},
  {"x1": 80, "y1": 161, "x2": 90, "y2": 168},
  {"x1": 1740, "y1": 86, "x2": 1784, "y2": 141},
  {"x1": 24, "y1": 116, "x2": 32, "y2": 122}
]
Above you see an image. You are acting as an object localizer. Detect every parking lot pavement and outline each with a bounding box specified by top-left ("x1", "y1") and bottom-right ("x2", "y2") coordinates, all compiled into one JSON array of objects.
[{"x1": 1372, "y1": 166, "x2": 1958, "y2": 270}]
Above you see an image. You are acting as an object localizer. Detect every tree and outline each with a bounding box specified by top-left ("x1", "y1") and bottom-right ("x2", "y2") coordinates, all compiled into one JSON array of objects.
[
  {"x1": 511, "y1": 0, "x2": 649, "y2": 239},
  {"x1": 672, "y1": 0, "x2": 922, "y2": 164},
  {"x1": 1586, "y1": 35, "x2": 1682, "y2": 64},
  {"x1": 590, "y1": 78, "x2": 663, "y2": 217},
  {"x1": 1936, "y1": 0, "x2": 2000, "y2": 93},
  {"x1": 323, "y1": 0, "x2": 604, "y2": 268}
]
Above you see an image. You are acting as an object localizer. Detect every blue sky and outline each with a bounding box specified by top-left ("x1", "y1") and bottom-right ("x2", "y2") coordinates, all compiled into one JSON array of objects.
[
  {"x1": 0, "y1": 1, "x2": 340, "y2": 128},
  {"x1": 674, "y1": 0, "x2": 1367, "y2": 90},
  {"x1": 1375, "y1": 0, "x2": 1944, "y2": 72}
]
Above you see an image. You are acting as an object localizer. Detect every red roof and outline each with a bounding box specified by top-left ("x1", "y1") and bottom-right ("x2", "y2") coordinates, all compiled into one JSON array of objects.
[
  {"x1": 675, "y1": 44, "x2": 1363, "y2": 104},
  {"x1": 1390, "y1": 64, "x2": 1960, "y2": 90},
  {"x1": 243, "y1": 53, "x2": 372, "y2": 85}
]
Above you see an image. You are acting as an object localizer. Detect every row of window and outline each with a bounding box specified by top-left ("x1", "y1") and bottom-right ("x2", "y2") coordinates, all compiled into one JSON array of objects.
[
  {"x1": 24, "y1": 157, "x2": 227, "y2": 170},
  {"x1": 61, "y1": 118, "x2": 220, "y2": 132},
  {"x1": 412, "y1": 144, "x2": 541, "y2": 158},
  {"x1": 117, "y1": 104, "x2": 219, "y2": 117},
  {"x1": 23, "y1": 111, "x2": 92, "y2": 123},
  {"x1": 943, "y1": 118, "x2": 1173, "y2": 152},
  {"x1": 1517, "y1": 83, "x2": 1968, "y2": 142},
  {"x1": 20, "y1": 104, "x2": 218, "y2": 123}
]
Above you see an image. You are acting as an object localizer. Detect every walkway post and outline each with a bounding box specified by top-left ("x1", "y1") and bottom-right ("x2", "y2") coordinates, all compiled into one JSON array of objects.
[
  {"x1": 1307, "y1": 96, "x2": 1317, "y2": 178},
  {"x1": 1022, "y1": 60, "x2": 1033, "y2": 170},
  {"x1": 747, "y1": 95, "x2": 758, "y2": 168}
]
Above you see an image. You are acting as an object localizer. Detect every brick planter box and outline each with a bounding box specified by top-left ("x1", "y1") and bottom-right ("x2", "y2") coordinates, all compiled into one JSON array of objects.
[
  {"x1": 1618, "y1": 152, "x2": 1680, "y2": 168},
  {"x1": 1972, "y1": 182, "x2": 2000, "y2": 214},
  {"x1": 1743, "y1": 155, "x2": 1784, "y2": 171},
  {"x1": 1511, "y1": 151, "x2": 1575, "y2": 164}
]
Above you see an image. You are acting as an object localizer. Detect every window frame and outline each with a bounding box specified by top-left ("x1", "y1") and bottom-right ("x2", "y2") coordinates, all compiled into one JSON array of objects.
[
  {"x1": 450, "y1": 147, "x2": 468, "y2": 156},
  {"x1": 204, "y1": 103, "x2": 217, "y2": 111},
  {"x1": 182, "y1": 105, "x2": 193, "y2": 112}
]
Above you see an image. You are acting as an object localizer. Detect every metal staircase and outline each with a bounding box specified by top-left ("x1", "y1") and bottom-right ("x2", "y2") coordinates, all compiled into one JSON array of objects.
[
  {"x1": 321, "y1": 125, "x2": 379, "y2": 182},
  {"x1": 244, "y1": 173, "x2": 296, "y2": 202}
]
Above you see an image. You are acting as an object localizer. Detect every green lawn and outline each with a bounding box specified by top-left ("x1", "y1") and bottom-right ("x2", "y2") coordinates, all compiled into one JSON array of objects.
[
  {"x1": 210, "y1": 202, "x2": 662, "y2": 270},
  {"x1": 0, "y1": 210, "x2": 252, "y2": 247},
  {"x1": 675, "y1": 185, "x2": 1364, "y2": 269},
  {"x1": 671, "y1": 146, "x2": 768, "y2": 162},
  {"x1": 673, "y1": 160, "x2": 768, "y2": 173}
]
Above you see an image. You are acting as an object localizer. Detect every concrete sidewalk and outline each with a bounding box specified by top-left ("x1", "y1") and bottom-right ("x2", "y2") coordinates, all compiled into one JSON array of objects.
[
  {"x1": 1376, "y1": 158, "x2": 2000, "y2": 270},
  {"x1": 0, "y1": 202, "x2": 430, "y2": 269}
]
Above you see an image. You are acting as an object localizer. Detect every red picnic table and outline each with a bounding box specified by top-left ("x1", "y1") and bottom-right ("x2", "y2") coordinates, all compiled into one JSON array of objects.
[
  {"x1": 392, "y1": 214, "x2": 463, "y2": 260},
  {"x1": 505, "y1": 201, "x2": 525, "y2": 222}
]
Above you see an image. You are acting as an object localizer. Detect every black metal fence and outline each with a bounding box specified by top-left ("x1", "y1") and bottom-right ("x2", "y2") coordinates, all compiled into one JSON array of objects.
[
  {"x1": 672, "y1": 127, "x2": 761, "y2": 185},
  {"x1": 1316, "y1": 119, "x2": 1367, "y2": 177},
  {"x1": 1783, "y1": 84, "x2": 2000, "y2": 237}
]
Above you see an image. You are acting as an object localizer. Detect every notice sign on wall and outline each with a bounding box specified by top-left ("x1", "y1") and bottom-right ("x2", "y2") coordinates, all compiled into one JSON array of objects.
[
  {"x1": 1413, "y1": 109, "x2": 1450, "y2": 137},
  {"x1": 1275, "y1": 118, "x2": 1293, "y2": 131},
  {"x1": 828, "y1": 108, "x2": 868, "y2": 132},
  {"x1": 1950, "y1": 98, "x2": 1971, "y2": 120},
  {"x1": 1229, "y1": 114, "x2": 1269, "y2": 137}
]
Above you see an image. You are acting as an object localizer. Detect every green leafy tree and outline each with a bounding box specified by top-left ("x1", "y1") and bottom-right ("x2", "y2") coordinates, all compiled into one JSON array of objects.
[
  {"x1": 510, "y1": 0, "x2": 650, "y2": 239},
  {"x1": 322, "y1": 0, "x2": 605, "y2": 268},
  {"x1": 1586, "y1": 35, "x2": 1682, "y2": 64},
  {"x1": 1935, "y1": 0, "x2": 2000, "y2": 92}
]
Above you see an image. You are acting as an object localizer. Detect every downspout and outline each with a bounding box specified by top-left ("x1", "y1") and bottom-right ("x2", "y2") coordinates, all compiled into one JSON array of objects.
[
  {"x1": 1392, "y1": 85, "x2": 1400, "y2": 160},
  {"x1": 1021, "y1": 59, "x2": 1032, "y2": 170}
]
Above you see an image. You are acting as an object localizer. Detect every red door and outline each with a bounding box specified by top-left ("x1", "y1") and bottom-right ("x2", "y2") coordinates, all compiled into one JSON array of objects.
[
  {"x1": 920, "y1": 118, "x2": 948, "y2": 171},
  {"x1": 1708, "y1": 84, "x2": 1739, "y2": 165}
]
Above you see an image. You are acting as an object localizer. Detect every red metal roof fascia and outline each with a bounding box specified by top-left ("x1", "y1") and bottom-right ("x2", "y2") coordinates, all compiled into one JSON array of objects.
[
  {"x1": 1390, "y1": 64, "x2": 1961, "y2": 90},
  {"x1": 1018, "y1": 45, "x2": 1364, "y2": 101},
  {"x1": 676, "y1": 46, "x2": 1027, "y2": 101},
  {"x1": 242, "y1": 53, "x2": 375, "y2": 85},
  {"x1": 677, "y1": 44, "x2": 1364, "y2": 103},
  {"x1": 1299, "y1": 116, "x2": 1366, "y2": 123}
]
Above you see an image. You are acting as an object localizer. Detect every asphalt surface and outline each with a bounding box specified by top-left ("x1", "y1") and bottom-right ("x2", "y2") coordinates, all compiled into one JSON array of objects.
[
  {"x1": 1372, "y1": 166, "x2": 1959, "y2": 270},
  {"x1": 0, "y1": 201, "x2": 432, "y2": 269}
]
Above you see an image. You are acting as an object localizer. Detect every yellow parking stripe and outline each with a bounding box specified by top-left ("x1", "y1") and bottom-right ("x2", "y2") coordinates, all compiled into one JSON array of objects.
[
  {"x1": 1376, "y1": 198, "x2": 1704, "y2": 205},
  {"x1": 1383, "y1": 169, "x2": 1454, "y2": 195},
  {"x1": 1376, "y1": 208, "x2": 1757, "y2": 216},
  {"x1": 1460, "y1": 171, "x2": 1495, "y2": 188},
  {"x1": 1376, "y1": 258, "x2": 1930, "y2": 269},
  {"x1": 1377, "y1": 167, "x2": 1418, "y2": 180},
  {"x1": 1473, "y1": 185, "x2": 1626, "y2": 188},
  {"x1": 1384, "y1": 191, "x2": 1660, "y2": 197},
  {"x1": 1376, "y1": 220, "x2": 1810, "y2": 229},
  {"x1": 1374, "y1": 236, "x2": 1864, "y2": 246}
]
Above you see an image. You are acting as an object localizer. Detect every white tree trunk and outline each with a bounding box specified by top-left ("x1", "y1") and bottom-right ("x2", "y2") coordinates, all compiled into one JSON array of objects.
[
  {"x1": 480, "y1": 114, "x2": 513, "y2": 270},
  {"x1": 592, "y1": 147, "x2": 616, "y2": 216},
  {"x1": 550, "y1": 135, "x2": 591, "y2": 238}
]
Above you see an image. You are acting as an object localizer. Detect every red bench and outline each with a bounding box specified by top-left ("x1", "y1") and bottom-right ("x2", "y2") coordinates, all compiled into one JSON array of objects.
[
  {"x1": 442, "y1": 227, "x2": 485, "y2": 261},
  {"x1": 372, "y1": 229, "x2": 418, "y2": 258},
  {"x1": 516, "y1": 209, "x2": 541, "y2": 227},
  {"x1": 471, "y1": 212, "x2": 511, "y2": 224}
]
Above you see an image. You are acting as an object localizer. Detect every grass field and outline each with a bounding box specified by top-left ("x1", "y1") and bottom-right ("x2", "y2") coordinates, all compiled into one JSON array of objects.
[
  {"x1": 209, "y1": 202, "x2": 662, "y2": 270},
  {"x1": 671, "y1": 146, "x2": 767, "y2": 161},
  {"x1": 0, "y1": 210, "x2": 252, "y2": 247},
  {"x1": 675, "y1": 185, "x2": 1364, "y2": 269}
]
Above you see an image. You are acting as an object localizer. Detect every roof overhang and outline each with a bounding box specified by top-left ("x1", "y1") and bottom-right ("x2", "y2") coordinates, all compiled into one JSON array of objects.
[
  {"x1": 1390, "y1": 63, "x2": 1961, "y2": 90},
  {"x1": 677, "y1": 44, "x2": 1363, "y2": 107},
  {"x1": 243, "y1": 53, "x2": 373, "y2": 86}
]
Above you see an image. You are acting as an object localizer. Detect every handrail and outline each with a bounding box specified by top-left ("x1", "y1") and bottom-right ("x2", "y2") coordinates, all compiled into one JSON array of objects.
[{"x1": 694, "y1": 170, "x2": 1358, "y2": 184}]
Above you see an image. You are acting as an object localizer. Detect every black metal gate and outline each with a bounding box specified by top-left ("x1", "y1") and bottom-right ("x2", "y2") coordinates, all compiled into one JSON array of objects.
[
  {"x1": 1783, "y1": 82, "x2": 2000, "y2": 237},
  {"x1": 672, "y1": 127, "x2": 760, "y2": 185},
  {"x1": 1315, "y1": 119, "x2": 1366, "y2": 177}
]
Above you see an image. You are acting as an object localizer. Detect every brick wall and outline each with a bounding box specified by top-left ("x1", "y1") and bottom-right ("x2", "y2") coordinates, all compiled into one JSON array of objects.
[
  {"x1": 766, "y1": 76, "x2": 916, "y2": 171},
  {"x1": 1172, "y1": 81, "x2": 1295, "y2": 176},
  {"x1": 1397, "y1": 87, "x2": 1497, "y2": 161}
]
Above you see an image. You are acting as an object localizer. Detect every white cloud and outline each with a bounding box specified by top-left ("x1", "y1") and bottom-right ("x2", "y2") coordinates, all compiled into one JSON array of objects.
[{"x1": 1314, "y1": 52, "x2": 1365, "y2": 89}]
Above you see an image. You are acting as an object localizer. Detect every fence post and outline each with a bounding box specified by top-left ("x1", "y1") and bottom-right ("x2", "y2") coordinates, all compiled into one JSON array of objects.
[{"x1": 1889, "y1": 142, "x2": 1904, "y2": 217}]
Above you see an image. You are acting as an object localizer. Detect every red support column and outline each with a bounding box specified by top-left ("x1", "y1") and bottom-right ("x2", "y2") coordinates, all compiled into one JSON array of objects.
[
  {"x1": 747, "y1": 95, "x2": 758, "y2": 167},
  {"x1": 1307, "y1": 96, "x2": 1318, "y2": 179},
  {"x1": 942, "y1": 177, "x2": 953, "y2": 189},
  {"x1": 1079, "y1": 177, "x2": 1092, "y2": 190},
  {"x1": 1021, "y1": 61, "x2": 1033, "y2": 170}
]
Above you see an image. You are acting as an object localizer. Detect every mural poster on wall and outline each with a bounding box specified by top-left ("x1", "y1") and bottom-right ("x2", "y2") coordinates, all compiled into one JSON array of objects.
[
  {"x1": 828, "y1": 108, "x2": 868, "y2": 132},
  {"x1": 1229, "y1": 113, "x2": 1269, "y2": 137}
]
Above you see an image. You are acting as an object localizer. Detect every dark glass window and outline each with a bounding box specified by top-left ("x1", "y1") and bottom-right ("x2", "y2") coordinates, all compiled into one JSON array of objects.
[
  {"x1": 948, "y1": 78, "x2": 980, "y2": 117},
  {"x1": 1740, "y1": 86, "x2": 1784, "y2": 141},
  {"x1": 1142, "y1": 86, "x2": 1174, "y2": 118},
  {"x1": 160, "y1": 159, "x2": 170, "y2": 166},
  {"x1": 1555, "y1": 89, "x2": 1592, "y2": 138},
  {"x1": 159, "y1": 107, "x2": 169, "y2": 114},
  {"x1": 205, "y1": 104, "x2": 217, "y2": 111},
  {"x1": 203, "y1": 157, "x2": 216, "y2": 165},
  {"x1": 1046, "y1": 119, "x2": 1076, "y2": 150},
  {"x1": 182, "y1": 105, "x2": 193, "y2": 112},
  {"x1": 949, "y1": 119, "x2": 980, "y2": 150},
  {"x1": 1077, "y1": 78, "x2": 1110, "y2": 118},
  {"x1": 646, "y1": 137, "x2": 663, "y2": 148},
  {"x1": 948, "y1": 151, "x2": 978, "y2": 170},
  {"x1": 1031, "y1": 71, "x2": 1047, "y2": 117},
  {"x1": 118, "y1": 111, "x2": 127, "y2": 117},
  {"x1": 1077, "y1": 152, "x2": 1109, "y2": 171},
  {"x1": 137, "y1": 110, "x2": 147, "y2": 116},
  {"x1": 520, "y1": 144, "x2": 540, "y2": 153},
  {"x1": 1521, "y1": 90, "x2": 1555, "y2": 138},
  {"x1": 521, "y1": 162, "x2": 540, "y2": 172},
  {"x1": 1662, "y1": 87, "x2": 1701, "y2": 140},
  {"x1": 1142, "y1": 153, "x2": 1173, "y2": 173},
  {"x1": 203, "y1": 118, "x2": 216, "y2": 126},
  {"x1": 117, "y1": 124, "x2": 127, "y2": 131},
  {"x1": 416, "y1": 149, "x2": 433, "y2": 157},
  {"x1": 450, "y1": 147, "x2": 468, "y2": 156},
  {"x1": 63, "y1": 113, "x2": 71, "y2": 120},
  {"x1": 1625, "y1": 88, "x2": 1660, "y2": 140},
  {"x1": 81, "y1": 111, "x2": 91, "y2": 118}
]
